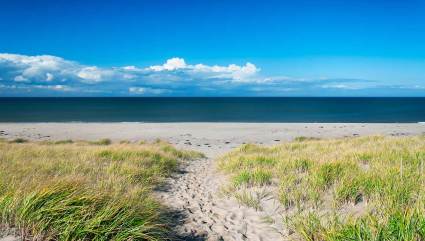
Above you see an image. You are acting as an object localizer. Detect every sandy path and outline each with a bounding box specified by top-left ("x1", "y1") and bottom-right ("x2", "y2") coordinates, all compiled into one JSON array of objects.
[{"x1": 157, "y1": 157, "x2": 285, "y2": 241}]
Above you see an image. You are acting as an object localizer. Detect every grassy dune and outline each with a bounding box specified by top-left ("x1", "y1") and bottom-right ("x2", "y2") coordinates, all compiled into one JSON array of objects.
[
  {"x1": 219, "y1": 136, "x2": 425, "y2": 240},
  {"x1": 0, "y1": 139, "x2": 202, "y2": 240}
]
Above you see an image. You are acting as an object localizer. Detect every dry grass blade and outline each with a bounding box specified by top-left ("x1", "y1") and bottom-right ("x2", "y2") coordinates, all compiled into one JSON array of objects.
[
  {"x1": 0, "y1": 139, "x2": 203, "y2": 240},
  {"x1": 218, "y1": 135, "x2": 425, "y2": 240}
]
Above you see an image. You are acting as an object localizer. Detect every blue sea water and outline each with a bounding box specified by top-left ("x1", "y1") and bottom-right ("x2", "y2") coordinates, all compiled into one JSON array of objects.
[{"x1": 0, "y1": 97, "x2": 424, "y2": 123}]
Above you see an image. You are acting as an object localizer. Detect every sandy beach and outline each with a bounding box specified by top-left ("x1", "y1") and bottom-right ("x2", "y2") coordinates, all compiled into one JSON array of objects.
[
  {"x1": 2, "y1": 0, "x2": 425, "y2": 239},
  {"x1": 1, "y1": 123, "x2": 424, "y2": 241},
  {"x1": 1, "y1": 123, "x2": 424, "y2": 157}
]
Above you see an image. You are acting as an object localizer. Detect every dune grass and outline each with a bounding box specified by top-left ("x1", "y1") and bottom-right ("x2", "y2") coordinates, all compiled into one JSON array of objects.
[
  {"x1": 9, "y1": 138, "x2": 28, "y2": 143},
  {"x1": 0, "y1": 139, "x2": 202, "y2": 240},
  {"x1": 89, "y1": 138, "x2": 112, "y2": 145},
  {"x1": 218, "y1": 135, "x2": 425, "y2": 240}
]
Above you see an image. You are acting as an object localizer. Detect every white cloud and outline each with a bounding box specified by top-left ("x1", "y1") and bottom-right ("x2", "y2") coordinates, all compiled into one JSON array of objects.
[
  {"x1": 1, "y1": 53, "x2": 420, "y2": 96},
  {"x1": 0, "y1": 54, "x2": 260, "y2": 88},
  {"x1": 129, "y1": 87, "x2": 169, "y2": 95},
  {"x1": 149, "y1": 57, "x2": 187, "y2": 71},
  {"x1": 46, "y1": 73, "x2": 54, "y2": 81},
  {"x1": 191, "y1": 62, "x2": 259, "y2": 82},
  {"x1": 123, "y1": 65, "x2": 137, "y2": 70},
  {"x1": 0, "y1": 83, "x2": 72, "y2": 92},
  {"x1": 77, "y1": 67, "x2": 103, "y2": 82},
  {"x1": 0, "y1": 54, "x2": 74, "y2": 83},
  {"x1": 147, "y1": 58, "x2": 260, "y2": 82},
  {"x1": 34, "y1": 84, "x2": 73, "y2": 91},
  {"x1": 321, "y1": 84, "x2": 361, "y2": 90},
  {"x1": 14, "y1": 75, "x2": 27, "y2": 82}
]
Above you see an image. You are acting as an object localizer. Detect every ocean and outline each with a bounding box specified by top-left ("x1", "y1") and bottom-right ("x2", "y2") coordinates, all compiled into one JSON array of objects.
[{"x1": 0, "y1": 97, "x2": 424, "y2": 123}]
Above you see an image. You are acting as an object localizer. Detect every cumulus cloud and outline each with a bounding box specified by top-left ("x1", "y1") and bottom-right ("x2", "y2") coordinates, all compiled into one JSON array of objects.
[
  {"x1": 0, "y1": 54, "x2": 74, "y2": 83},
  {"x1": 149, "y1": 57, "x2": 187, "y2": 71},
  {"x1": 0, "y1": 53, "x2": 263, "y2": 96},
  {"x1": 147, "y1": 57, "x2": 260, "y2": 82},
  {"x1": 0, "y1": 53, "x2": 423, "y2": 96}
]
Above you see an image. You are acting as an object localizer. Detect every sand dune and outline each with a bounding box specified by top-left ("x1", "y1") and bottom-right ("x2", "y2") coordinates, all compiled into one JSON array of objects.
[{"x1": 1, "y1": 123, "x2": 424, "y2": 240}]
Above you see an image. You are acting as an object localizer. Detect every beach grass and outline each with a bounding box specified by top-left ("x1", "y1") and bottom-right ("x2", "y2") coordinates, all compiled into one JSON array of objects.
[
  {"x1": 9, "y1": 138, "x2": 28, "y2": 143},
  {"x1": 0, "y1": 139, "x2": 202, "y2": 240},
  {"x1": 218, "y1": 135, "x2": 425, "y2": 240}
]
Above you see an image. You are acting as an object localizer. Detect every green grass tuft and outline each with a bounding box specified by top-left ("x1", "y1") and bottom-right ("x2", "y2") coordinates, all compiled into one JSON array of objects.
[
  {"x1": 232, "y1": 169, "x2": 272, "y2": 187},
  {"x1": 90, "y1": 138, "x2": 112, "y2": 145},
  {"x1": 234, "y1": 191, "x2": 262, "y2": 210},
  {"x1": 54, "y1": 139, "x2": 73, "y2": 144},
  {"x1": 294, "y1": 136, "x2": 321, "y2": 142},
  {"x1": 0, "y1": 139, "x2": 202, "y2": 240},
  {"x1": 9, "y1": 138, "x2": 28, "y2": 143},
  {"x1": 219, "y1": 135, "x2": 425, "y2": 240}
]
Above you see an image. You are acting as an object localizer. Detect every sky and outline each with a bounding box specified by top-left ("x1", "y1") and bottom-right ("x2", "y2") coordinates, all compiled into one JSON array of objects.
[{"x1": 0, "y1": 0, "x2": 424, "y2": 96}]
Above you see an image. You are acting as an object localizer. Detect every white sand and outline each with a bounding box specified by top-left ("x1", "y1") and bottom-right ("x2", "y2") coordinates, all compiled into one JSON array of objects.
[
  {"x1": 1, "y1": 123, "x2": 424, "y2": 157},
  {"x1": 0, "y1": 123, "x2": 424, "y2": 240}
]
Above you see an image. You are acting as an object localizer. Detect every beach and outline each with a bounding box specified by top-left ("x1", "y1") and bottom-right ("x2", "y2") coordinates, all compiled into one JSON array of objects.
[
  {"x1": 2, "y1": 0, "x2": 424, "y2": 239},
  {"x1": 1, "y1": 123, "x2": 424, "y2": 157},
  {"x1": 1, "y1": 123, "x2": 424, "y2": 240}
]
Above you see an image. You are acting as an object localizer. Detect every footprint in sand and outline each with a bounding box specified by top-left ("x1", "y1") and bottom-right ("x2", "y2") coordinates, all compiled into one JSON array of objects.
[{"x1": 156, "y1": 155, "x2": 286, "y2": 241}]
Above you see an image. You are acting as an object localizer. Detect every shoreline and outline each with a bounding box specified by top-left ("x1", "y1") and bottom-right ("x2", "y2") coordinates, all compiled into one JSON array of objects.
[{"x1": 1, "y1": 122, "x2": 424, "y2": 157}]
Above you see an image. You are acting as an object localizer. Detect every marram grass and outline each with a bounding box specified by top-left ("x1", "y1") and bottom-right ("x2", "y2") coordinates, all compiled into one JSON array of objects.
[
  {"x1": 218, "y1": 135, "x2": 425, "y2": 240},
  {"x1": 0, "y1": 139, "x2": 202, "y2": 240}
]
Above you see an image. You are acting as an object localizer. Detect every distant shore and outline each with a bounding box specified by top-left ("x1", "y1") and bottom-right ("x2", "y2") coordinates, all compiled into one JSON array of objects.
[{"x1": 1, "y1": 123, "x2": 424, "y2": 157}]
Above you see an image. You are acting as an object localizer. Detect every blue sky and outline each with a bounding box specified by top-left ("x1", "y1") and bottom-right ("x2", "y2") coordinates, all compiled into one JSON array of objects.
[{"x1": 0, "y1": 0, "x2": 424, "y2": 96}]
